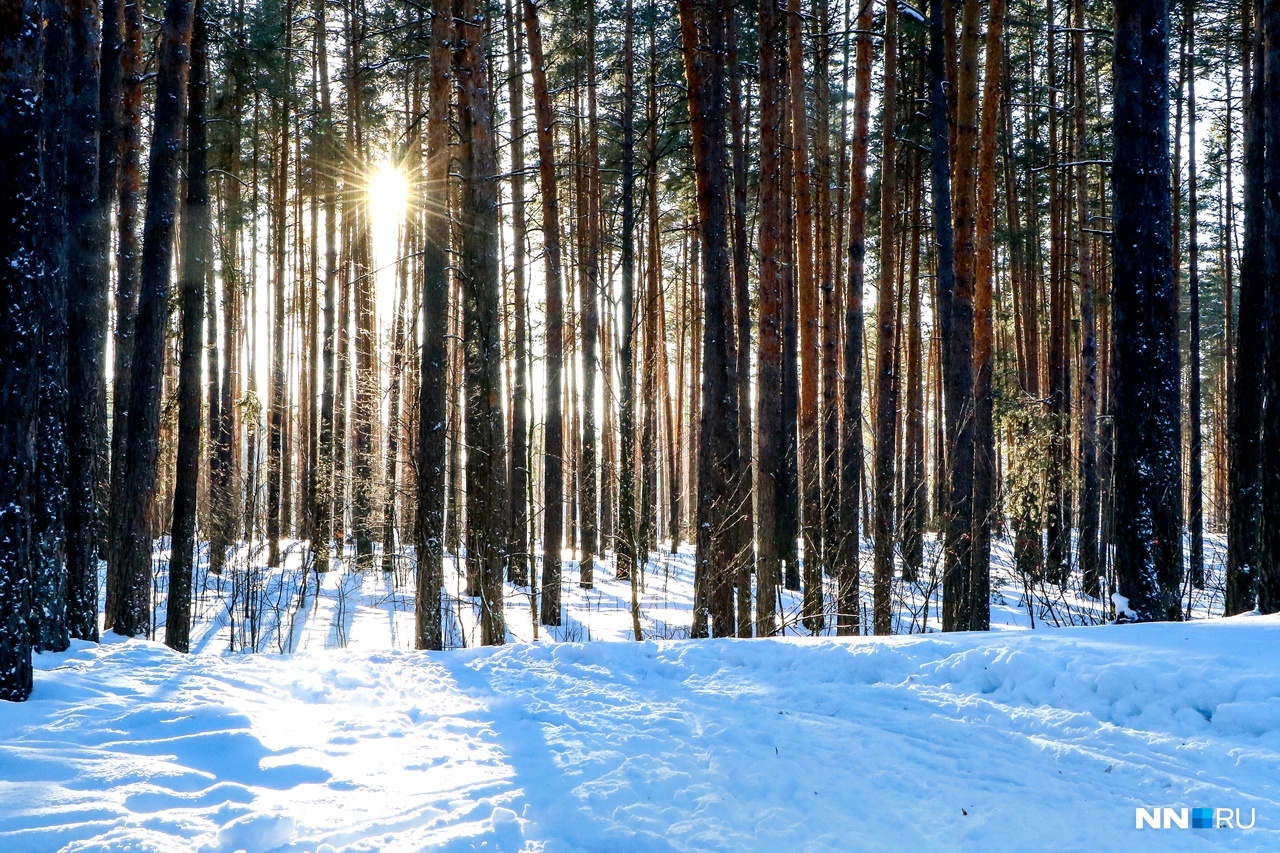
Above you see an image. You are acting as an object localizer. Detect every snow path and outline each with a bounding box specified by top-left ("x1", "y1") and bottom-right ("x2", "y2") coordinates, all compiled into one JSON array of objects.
[{"x1": 3, "y1": 617, "x2": 1278, "y2": 851}]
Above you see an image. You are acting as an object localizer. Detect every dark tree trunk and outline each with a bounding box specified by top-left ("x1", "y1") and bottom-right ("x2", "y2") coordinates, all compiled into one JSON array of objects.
[
  {"x1": 1045, "y1": 0, "x2": 1071, "y2": 588},
  {"x1": 97, "y1": 0, "x2": 124, "y2": 563},
  {"x1": 617, "y1": 0, "x2": 642, "y2": 644},
  {"x1": 932, "y1": 0, "x2": 974, "y2": 633},
  {"x1": 639, "y1": 13, "x2": 660, "y2": 563},
  {"x1": 578, "y1": 1, "x2": 599, "y2": 590},
  {"x1": 334, "y1": 193, "x2": 351, "y2": 551},
  {"x1": 834, "y1": 0, "x2": 872, "y2": 636},
  {"x1": 115, "y1": 0, "x2": 196, "y2": 637},
  {"x1": 1111, "y1": 0, "x2": 1183, "y2": 622},
  {"x1": 754, "y1": 0, "x2": 786, "y2": 635},
  {"x1": 902, "y1": 169, "x2": 925, "y2": 583},
  {"x1": 1228, "y1": 6, "x2": 1264, "y2": 615},
  {"x1": 505, "y1": 0, "x2": 530, "y2": 586},
  {"x1": 166, "y1": 0, "x2": 209, "y2": 653},
  {"x1": 301, "y1": 70, "x2": 318, "y2": 559},
  {"x1": 679, "y1": 0, "x2": 741, "y2": 638},
  {"x1": 872, "y1": 0, "x2": 899, "y2": 636},
  {"x1": 33, "y1": 0, "x2": 70, "y2": 655},
  {"x1": 788, "y1": 0, "x2": 822, "y2": 632},
  {"x1": 351, "y1": 210, "x2": 376, "y2": 570},
  {"x1": 526, "y1": 0, "x2": 566, "y2": 627},
  {"x1": 728, "y1": 4, "x2": 754, "y2": 638},
  {"x1": 65, "y1": 0, "x2": 106, "y2": 642},
  {"x1": 1258, "y1": 0, "x2": 1280, "y2": 614},
  {"x1": 671, "y1": 230, "x2": 686, "y2": 553},
  {"x1": 0, "y1": 0, "x2": 44, "y2": 701},
  {"x1": 415, "y1": 0, "x2": 452, "y2": 649},
  {"x1": 105, "y1": 0, "x2": 142, "y2": 628},
  {"x1": 970, "y1": 0, "x2": 1004, "y2": 626},
  {"x1": 816, "y1": 1, "x2": 838, "y2": 628},
  {"x1": 267, "y1": 69, "x2": 290, "y2": 570},
  {"x1": 455, "y1": 0, "x2": 509, "y2": 644},
  {"x1": 444, "y1": 275, "x2": 463, "y2": 559},
  {"x1": 780, "y1": 139, "x2": 801, "y2": 593},
  {"x1": 1074, "y1": 0, "x2": 1100, "y2": 597},
  {"x1": 347, "y1": 4, "x2": 375, "y2": 572},
  {"x1": 1185, "y1": 8, "x2": 1203, "y2": 591},
  {"x1": 313, "y1": 0, "x2": 336, "y2": 574}
]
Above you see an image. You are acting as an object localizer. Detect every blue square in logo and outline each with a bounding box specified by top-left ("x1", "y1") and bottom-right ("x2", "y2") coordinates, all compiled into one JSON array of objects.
[{"x1": 1191, "y1": 808, "x2": 1215, "y2": 829}]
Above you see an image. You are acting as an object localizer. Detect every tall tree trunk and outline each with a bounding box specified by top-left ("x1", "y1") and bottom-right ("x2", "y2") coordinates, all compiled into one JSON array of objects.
[
  {"x1": 505, "y1": 0, "x2": 530, "y2": 586},
  {"x1": 348, "y1": 0, "x2": 375, "y2": 572},
  {"x1": 64, "y1": 0, "x2": 105, "y2": 642},
  {"x1": 166, "y1": 0, "x2": 209, "y2": 653},
  {"x1": 872, "y1": 0, "x2": 899, "y2": 636},
  {"x1": 932, "y1": 0, "x2": 973, "y2": 633},
  {"x1": 816, "y1": 0, "x2": 840, "y2": 623},
  {"x1": 1044, "y1": 0, "x2": 1070, "y2": 587},
  {"x1": 971, "y1": 0, "x2": 1005, "y2": 626},
  {"x1": 680, "y1": 0, "x2": 740, "y2": 638},
  {"x1": 600, "y1": 306, "x2": 616, "y2": 551},
  {"x1": 1111, "y1": 0, "x2": 1182, "y2": 622},
  {"x1": 1258, "y1": 0, "x2": 1280, "y2": 614},
  {"x1": 333, "y1": 188, "x2": 351, "y2": 551},
  {"x1": 578, "y1": 0, "x2": 600, "y2": 590},
  {"x1": 313, "y1": 0, "x2": 336, "y2": 573},
  {"x1": 455, "y1": 0, "x2": 509, "y2": 644},
  {"x1": 639, "y1": 8, "x2": 661, "y2": 563},
  {"x1": 1185, "y1": 10, "x2": 1202, "y2": 591},
  {"x1": 1228, "y1": 7, "x2": 1256, "y2": 604},
  {"x1": 445, "y1": 270, "x2": 463, "y2": 559},
  {"x1": 105, "y1": 0, "x2": 142, "y2": 627},
  {"x1": 1219, "y1": 54, "x2": 1236, "y2": 537},
  {"x1": 0, "y1": 0, "x2": 45, "y2": 700},
  {"x1": 267, "y1": 39, "x2": 291, "y2": 570},
  {"x1": 115, "y1": 0, "x2": 196, "y2": 637},
  {"x1": 525, "y1": 0, "x2": 566, "y2": 627},
  {"x1": 835, "y1": 0, "x2": 872, "y2": 636},
  {"x1": 902, "y1": 168, "x2": 925, "y2": 583},
  {"x1": 754, "y1": 0, "x2": 786, "y2": 635},
  {"x1": 95, "y1": 0, "x2": 124, "y2": 595},
  {"x1": 415, "y1": 0, "x2": 452, "y2": 649},
  {"x1": 300, "y1": 69, "x2": 319, "y2": 560},
  {"x1": 31, "y1": 0, "x2": 71, "y2": 657},
  {"x1": 789, "y1": 0, "x2": 823, "y2": 631},
  {"x1": 671, "y1": 229, "x2": 686, "y2": 552},
  {"x1": 617, "y1": 0, "x2": 641, "y2": 639},
  {"x1": 1073, "y1": 0, "x2": 1100, "y2": 597},
  {"x1": 728, "y1": 3, "x2": 754, "y2": 638}
]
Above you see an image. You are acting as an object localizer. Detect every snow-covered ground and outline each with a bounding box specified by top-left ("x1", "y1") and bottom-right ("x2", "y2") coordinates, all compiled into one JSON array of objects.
[
  {"x1": 3, "y1": 615, "x2": 1279, "y2": 851},
  {"x1": 2, "y1": 535, "x2": 1274, "y2": 851}
]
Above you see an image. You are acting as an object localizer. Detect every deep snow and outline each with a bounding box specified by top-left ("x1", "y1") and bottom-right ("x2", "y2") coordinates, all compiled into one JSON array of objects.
[{"x1": 3, "y1": 615, "x2": 1279, "y2": 851}]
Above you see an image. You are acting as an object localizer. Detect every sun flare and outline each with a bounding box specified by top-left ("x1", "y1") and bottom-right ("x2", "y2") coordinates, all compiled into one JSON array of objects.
[
  {"x1": 367, "y1": 158, "x2": 411, "y2": 329},
  {"x1": 368, "y1": 158, "x2": 410, "y2": 219}
]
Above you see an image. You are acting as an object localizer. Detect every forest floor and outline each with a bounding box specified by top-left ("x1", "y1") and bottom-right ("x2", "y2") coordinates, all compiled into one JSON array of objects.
[
  {"x1": 2, "y1": 536, "x2": 1275, "y2": 851},
  {"x1": 142, "y1": 530, "x2": 1231, "y2": 654}
]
